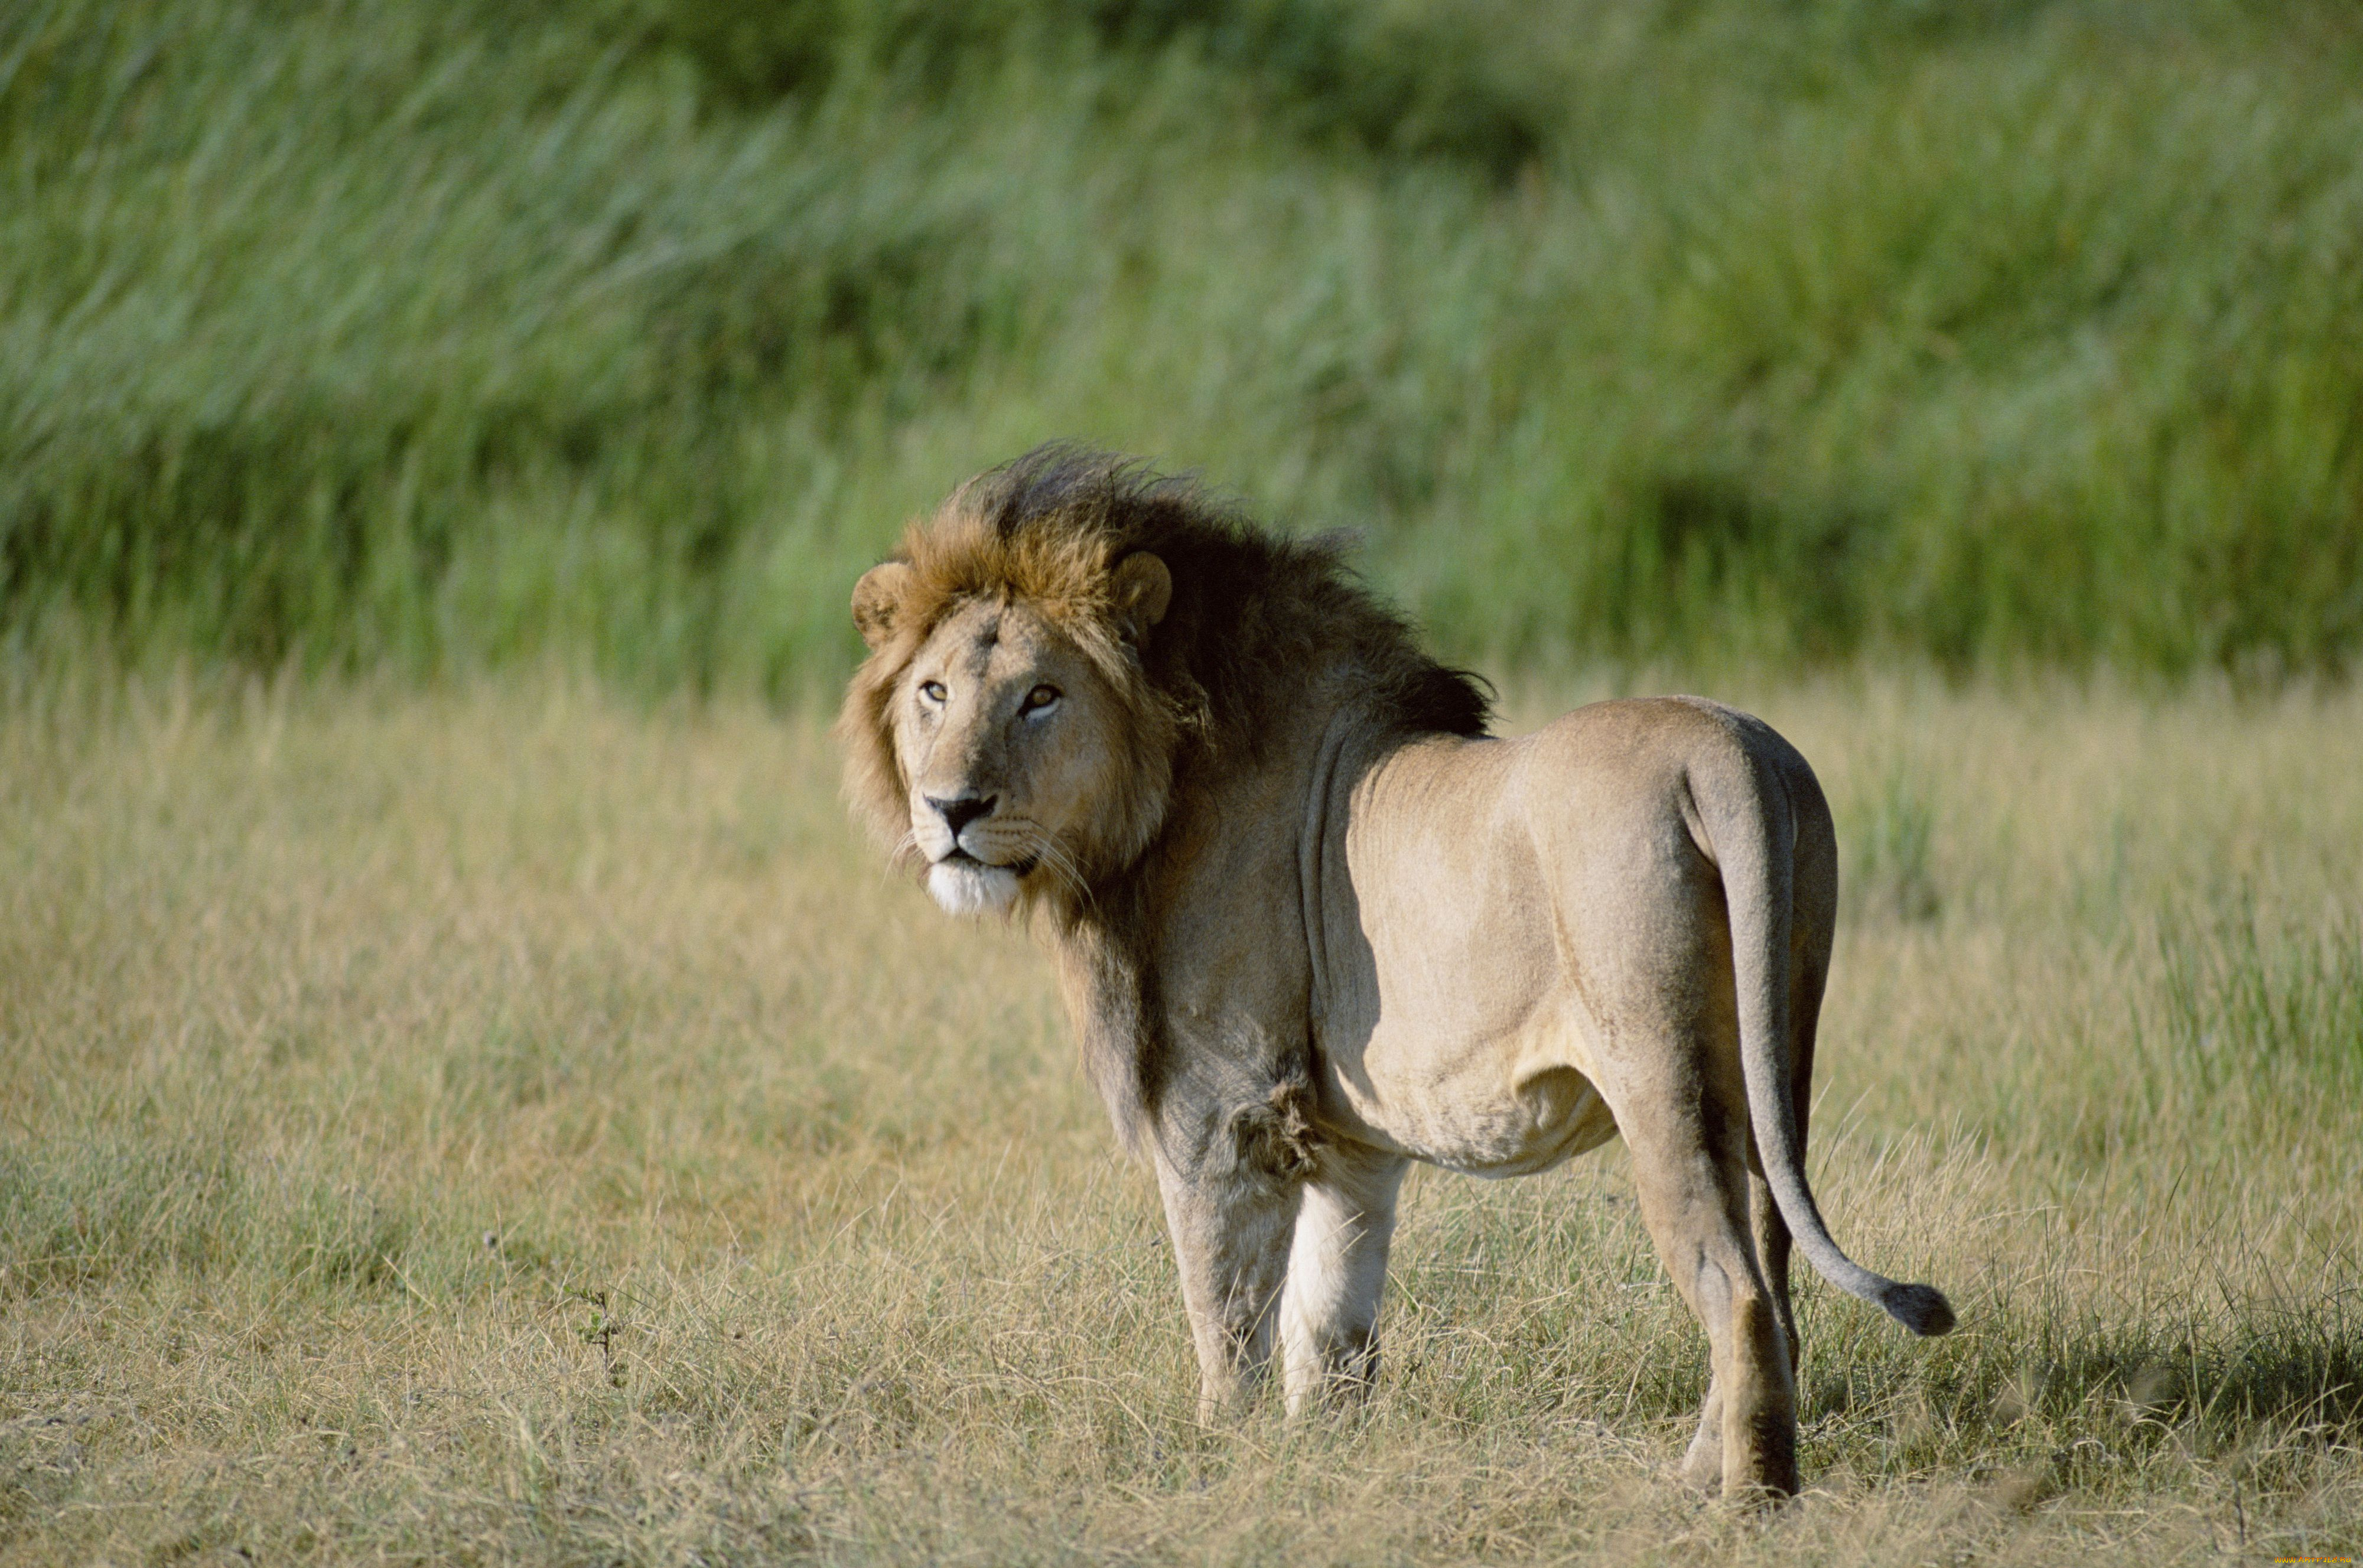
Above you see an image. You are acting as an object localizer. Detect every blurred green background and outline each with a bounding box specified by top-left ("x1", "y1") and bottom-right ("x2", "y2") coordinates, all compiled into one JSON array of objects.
[{"x1": 5, "y1": 0, "x2": 2359, "y2": 693}]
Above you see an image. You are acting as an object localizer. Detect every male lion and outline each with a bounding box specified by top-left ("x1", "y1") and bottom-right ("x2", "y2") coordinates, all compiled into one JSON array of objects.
[{"x1": 838, "y1": 447, "x2": 1954, "y2": 1498}]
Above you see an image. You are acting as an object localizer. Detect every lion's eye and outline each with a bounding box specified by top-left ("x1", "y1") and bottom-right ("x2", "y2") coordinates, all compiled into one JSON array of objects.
[
  {"x1": 919, "y1": 680, "x2": 947, "y2": 705},
  {"x1": 1021, "y1": 684, "x2": 1061, "y2": 715}
]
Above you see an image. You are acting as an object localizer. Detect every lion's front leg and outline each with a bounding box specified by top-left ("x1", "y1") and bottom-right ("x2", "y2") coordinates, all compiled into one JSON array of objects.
[
  {"x1": 1151, "y1": 1088, "x2": 1320, "y2": 1420},
  {"x1": 1280, "y1": 1141, "x2": 1407, "y2": 1415},
  {"x1": 1153, "y1": 1150, "x2": 1298, "y2": 1419}
]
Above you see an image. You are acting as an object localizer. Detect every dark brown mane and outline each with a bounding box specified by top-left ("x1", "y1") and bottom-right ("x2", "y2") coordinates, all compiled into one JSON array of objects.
[{"x1": 838, "y1": 444, "x2": 1492, "y2": 862}]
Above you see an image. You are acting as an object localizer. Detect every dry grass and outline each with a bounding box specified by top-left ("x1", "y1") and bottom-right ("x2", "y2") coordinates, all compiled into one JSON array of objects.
[{"x1": 2, "y1": 674, "x2": 2358, "y2": 1564}]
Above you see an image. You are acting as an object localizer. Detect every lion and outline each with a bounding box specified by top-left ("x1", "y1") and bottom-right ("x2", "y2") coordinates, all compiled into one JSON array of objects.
[{"x1": 837, "y1": 447, "x2": 1954, "y2": 1498}]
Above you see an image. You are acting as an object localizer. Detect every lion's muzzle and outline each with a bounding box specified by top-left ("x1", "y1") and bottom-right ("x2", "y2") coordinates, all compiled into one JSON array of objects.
[
  {"x1": 912, "y1": 792, "x2": 999, "y2": 865},
  {"x1": 926, "y1": 793, "x2": 995, "y2": 837}
]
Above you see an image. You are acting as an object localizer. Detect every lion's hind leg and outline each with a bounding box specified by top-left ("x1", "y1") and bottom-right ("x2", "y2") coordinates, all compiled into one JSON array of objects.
[
  {"x1": 1607, "y1": 1065, "x2": 1801, "y2": 1500},
  {"x1": 1753, "y1": 926, "x2": 1828, "y2": 1382},
  {"x1": 1750, "y1": 1171, "x2": 1798, "y2": 1377},
  {"x1": 1279, "y1": 1142, "x2": 1408, "y2": 1416}
]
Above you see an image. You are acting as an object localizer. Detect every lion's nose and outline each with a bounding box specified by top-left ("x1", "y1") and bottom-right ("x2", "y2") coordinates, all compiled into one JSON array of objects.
[{"x1": 927, "y1": 794, "x2": 995, "y2": 838}]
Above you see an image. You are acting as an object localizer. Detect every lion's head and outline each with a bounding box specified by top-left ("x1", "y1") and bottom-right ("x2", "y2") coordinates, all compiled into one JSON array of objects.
[
  {"x1": 838, "y1": 446, "x2": 1490, "y2": 920},
  {"x1": 834, "y1": 454, "x2": 1200, "y2": 919}
]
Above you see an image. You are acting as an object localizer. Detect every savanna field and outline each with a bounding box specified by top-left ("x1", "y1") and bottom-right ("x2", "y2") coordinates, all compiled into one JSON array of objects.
[
  {"x1": 5, "y1": 0, "x2": 2363, "y2": 1562},
  {"x1": 2, "y1": 678, "x2": 2359, "y2": 1563}
]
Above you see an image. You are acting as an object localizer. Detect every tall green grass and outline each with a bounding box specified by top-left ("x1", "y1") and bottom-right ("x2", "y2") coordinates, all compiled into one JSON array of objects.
[{"x1": 4, "y1": 0, "x2": 2361, "y2": 689}]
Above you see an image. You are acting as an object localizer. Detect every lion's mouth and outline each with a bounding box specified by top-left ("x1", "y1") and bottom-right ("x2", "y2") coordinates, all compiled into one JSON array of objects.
[{"x1": 939, "y1": 847, "x2": 1037, "y2": 877}]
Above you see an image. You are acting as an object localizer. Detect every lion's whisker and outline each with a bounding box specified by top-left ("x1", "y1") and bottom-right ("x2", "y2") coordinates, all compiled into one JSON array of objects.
[{"x1": 1033, "y1": 833, "x2": 1092, "y2": 910}]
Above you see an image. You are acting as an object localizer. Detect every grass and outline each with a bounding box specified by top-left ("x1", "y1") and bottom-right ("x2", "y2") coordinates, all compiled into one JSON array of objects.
[
  {"x1": 5, "y1": 4, "x2": 2361, "y2": 1553},
  {"x1": 6, "y1": 0, "x2": 2363, "y2": 687},
  {"x1": 2, "y1": 674, "x2": 2358, "y2": 1563}
]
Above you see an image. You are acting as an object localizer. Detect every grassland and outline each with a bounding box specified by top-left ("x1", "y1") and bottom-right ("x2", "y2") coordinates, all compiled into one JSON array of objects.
[
  {"x1": 2, "y1": 675, "x2": 2357, "y2": 1564},
  {"x1": 5, "y1": 0, "x2": 2361, "y2": 1558},
  {"x1": 7, "y1": 0, "x2": 2363, "y2": 686}
]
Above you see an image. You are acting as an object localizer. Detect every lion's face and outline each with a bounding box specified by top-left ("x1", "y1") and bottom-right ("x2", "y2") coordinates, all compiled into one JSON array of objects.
[
  {"x1": 881, "y1": 597, "x2": 1138, "y2": 916},
  {"x1": 842, "y1": 539, "x2": 1177, "y2": 919}
]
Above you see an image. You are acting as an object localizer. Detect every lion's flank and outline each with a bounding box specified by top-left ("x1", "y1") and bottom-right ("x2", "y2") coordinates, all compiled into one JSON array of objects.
[{"x1": 837, "y1": 443, "x2": 1492, "y2": 867}]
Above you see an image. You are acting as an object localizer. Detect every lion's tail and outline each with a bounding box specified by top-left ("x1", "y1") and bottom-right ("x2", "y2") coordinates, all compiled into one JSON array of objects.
[{"x1": 1699, "y1": 734, "x2": 1956, "y2": 1339}]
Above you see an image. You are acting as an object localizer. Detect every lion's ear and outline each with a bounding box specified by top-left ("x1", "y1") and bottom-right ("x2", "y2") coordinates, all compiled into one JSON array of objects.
[
  {"x1": 1111, "y1": 552, "x2": 1172, "y2": 647},
  {"x1": 851, "y1": 561, "x2": 916, "y2": 650}
]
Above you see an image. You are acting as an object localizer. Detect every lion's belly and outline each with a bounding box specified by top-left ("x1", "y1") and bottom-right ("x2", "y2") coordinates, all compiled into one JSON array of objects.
[
  {"x1": 1310, "y1": 729, "x2": 1648, "y2": 1175},
  {"x1": 1328, "y1": 997, "x2": 1621, "y2": 1176}
]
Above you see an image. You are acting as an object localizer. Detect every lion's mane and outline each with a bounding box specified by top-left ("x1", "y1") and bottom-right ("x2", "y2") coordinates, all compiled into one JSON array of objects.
[{"x1": 837, "y1": 445, "x2": 1492, "y2": 894}]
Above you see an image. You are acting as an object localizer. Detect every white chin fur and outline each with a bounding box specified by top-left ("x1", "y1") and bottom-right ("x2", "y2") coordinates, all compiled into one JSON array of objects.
[{"x1": 927, "y1": 860, "x2": 1021, "y2": 917}]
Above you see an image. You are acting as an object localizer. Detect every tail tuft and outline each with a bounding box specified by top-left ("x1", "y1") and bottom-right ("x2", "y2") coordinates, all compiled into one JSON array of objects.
[{"x1": 1879, "y1": 1282, "x2": 1957, "y2": 1337}]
